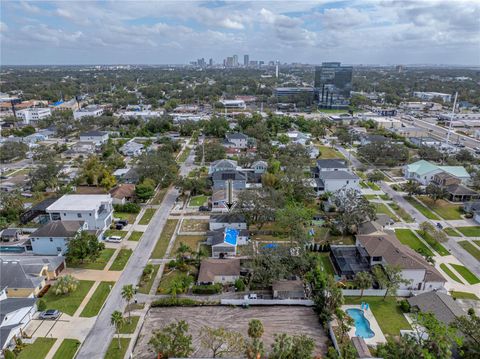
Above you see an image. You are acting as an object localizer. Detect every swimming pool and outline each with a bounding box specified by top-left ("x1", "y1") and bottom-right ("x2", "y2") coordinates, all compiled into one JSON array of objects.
[
  {"x1": 0, "y1": 246, "x2": 25, "y2": 253},
  {"x1": 346, "y1": 308, "x2": 375, "y2": 339}
]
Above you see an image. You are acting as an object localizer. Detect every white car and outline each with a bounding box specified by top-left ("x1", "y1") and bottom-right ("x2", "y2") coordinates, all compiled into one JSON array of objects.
[{"x1": 105, "y1": 236, "x2": 122, "y2": 243}]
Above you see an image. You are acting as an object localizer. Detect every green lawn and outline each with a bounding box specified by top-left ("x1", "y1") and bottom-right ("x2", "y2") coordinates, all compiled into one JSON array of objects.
[
  {"x1": 395, "y1": 229, "x2": 434, "y2": 257},
  {"x1": 440, "y1": 263, "x2": 463, "y2": 283},
  {"x1": 444, "y1": 227, "x2": 461, "y2": 237},
  {"x1": 360, "y1": 181, "x2": 369, "y2": 189},
  {"x1": 43, "y1": 280, "x2": 94, "y2": 316},
  {"x1": 139, "y1": 208, "x2": 156, "y2": 225},
  {"x1": 177, "y1": 147, "x2": 191, "y2": 163},
  {"x1": 52, "y1": 339, "x2": 81, "y2": 359},
  {"x1": 450, "y1": 291, "x2": 480, "y2": 300},
  {"x1": 388, "y1": 202, "x2": 414, "y2": 223},
  {"x1": 157, "y1": 270, "x2": 193, "y2": 294},
  {"x1": 137, "y1": 264, "x2": 160, "y2": 294},
  {"x1": 151, "y1": 187, "x2": 168, "y2": 205},
  {"x1": 318, "y1": 253, "x2": 335, "y2": 275},
  {"x1": 151, "y1": 219, "x2": 178, "y2": 259},
  {"x1": 367, "y1": 181, "x2": 381, "y2": 190},
  {"x1": 375, "y1": 203, "x2": 399, "y2": 221},
  {"x1": 417, "y1": 196, "x2": 462, "y2": 220},
  {"x1": 17, "y1": 338, "x2": 56, "y2": 359},
  {"x1": 364, "y1": 194, "x2": 378, "y2": 200},
  {"x1": 104, "y1": 338, "x2": 130, "y2": 359},
  {"x1": 317, "y1": 145, "x2": 344, "y2": 159},
  {"x1": 455, "y1": 226, "x2": 480, "y2": 237},
  {"x1": 109, "y1": 249, "x2": 133, "y2": 271},
  {"x1": 114, "y1": 212, "x2": 138, "y2": 223},
  {"x1": 343, "y1": 297, "x2": 411, "y2": 337},
  {"x1": 459, "y1": 241, "x2": 480, "y2": 261},
  {"x1": 128, "y1": 231, "x2": 143, "y2": 241},
  {"x1": 450, "y1": 263, "x2": 480, "y2": 285},
  {"x1": 119, "y1": 316, "x2": 140, "y2": 334},
  {"x1": 67, "y1": 248, "x2": 115, "y2": 270},
  {"x1": 415, "y1": 230, "x2": 450, "y2": 256},
  {"x1": 80, "y1": 281, "x2": 115, "y2": 317},
  {"x1": 189, "y1": 195, "x2": 207, "y2": 207},
  {"x1": 104, "y1": 229, "x2": 128, "y2": 238},
  {"x1": 405, "y1": 196, "x2": 440, "y2": 220},
  {"x1": 173, "y1": 235, "x2": 206, "y2": 253}
]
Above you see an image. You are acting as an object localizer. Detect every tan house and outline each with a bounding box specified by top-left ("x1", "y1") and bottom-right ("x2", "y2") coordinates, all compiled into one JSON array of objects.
[
  {"x1": 197, "y1": 258, "x2": 240, "y2": 285},
  {"x1": 109, "y1": 184, "x2": 136, "y2": 205}
]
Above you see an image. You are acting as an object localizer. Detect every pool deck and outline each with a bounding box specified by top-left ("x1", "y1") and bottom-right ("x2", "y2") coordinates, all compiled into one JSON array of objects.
[{"x1": 342, "y1": 305, "x2": 387, "y2": 346}]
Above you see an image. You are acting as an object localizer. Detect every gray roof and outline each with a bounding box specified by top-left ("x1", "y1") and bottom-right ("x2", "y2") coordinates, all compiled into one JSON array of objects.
[
  {"x1": 210, "y1": 213, "x2": 246, "y2": 224},
  {"x1": 1, "y1": 228, "x2": 19, "y2": 237},
  {"x1": 319, "y1": 170, "x2": 358, "y2": 180},
  {"x1": 316, "y1": 159, "x2": 347, "y2": 169},
  {"x1": 408, "y1": 292, "x2": 465, "y2": 325},
  {"x1": 0, "y1": 259, "x2": 44, "y2": 290},
  {"x1": 226, "y1": 133, "x2": 248, "y2": 140},
  {"x1": 80, "y1": 130, "x2": 106, "y2": 137},
  {"x1": 30, "y1": 220, "x2": 84, "y2": 238},
  {"x1": 1, "y1": 324, "x2": 23, "y2": 349},
  {"x1": 0, "y1": 298, "x2": 37, "y2": 320},
  {"x1": 212, "y1": 170, "x2": 246, "y2": 181},
  {"x1": 6, "y1": 256, "x2": 65, "y2": 274},
  {"x1": 198, "y1": 258, "x2": 240, "y2": 283}
]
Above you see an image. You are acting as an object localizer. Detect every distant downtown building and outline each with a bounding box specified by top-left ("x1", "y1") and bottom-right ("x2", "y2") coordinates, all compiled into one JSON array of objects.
[
  {"x1": 314, "y1": 62, "x2": 353, "y2": 109},
  {"x1": 244, "y1": 54, "x2": 249, "y2": 67},
  {"x1": 413, "y1": 91, "x2": 452, "y2": 102}
]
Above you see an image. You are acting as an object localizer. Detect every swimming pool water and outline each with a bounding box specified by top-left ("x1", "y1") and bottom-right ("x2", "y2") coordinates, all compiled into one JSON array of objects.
[
  {"x1": 346, "y1": 308, "x2": 375, "y2": 339},
  {"x1": 0, "y1": 246, "x2": 25, "y2": 253}
]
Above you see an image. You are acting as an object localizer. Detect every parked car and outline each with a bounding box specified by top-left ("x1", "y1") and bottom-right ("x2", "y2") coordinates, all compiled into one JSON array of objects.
[
  {"x1": 199, "y1": 206, "x2": 210, "y2": 212},
  {"x1": 244, "y1": 293, "x2": 258, "y2": 300},
  {"x1": 436, "y1": 223, "x2": 443, "y2": 229},
  {"x1": 39, "y1": 309, "x2": 61, "y2": 320},
  {"x1": 116, "y1": 220, "x2": 128, "y2": 226},
  {"x1": 105, "y1": 236, "x2": 122, "y2": 243},
  {"x1": 115, "y1": 223, "x2": 124, "y2": 230}
]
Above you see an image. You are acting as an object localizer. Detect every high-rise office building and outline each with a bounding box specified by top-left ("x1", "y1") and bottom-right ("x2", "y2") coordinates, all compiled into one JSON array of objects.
[
  {"x1": 314, "y1": 62, "x2": 353, "y2": 109},
  {"x1": 209, "y1": 58, "x2": 213, "y2": 66},
  {"x1": 226, "y1": 57, "x2": 234, "y2": 67},
  {"x1": 244, "y1": 55, "x2": 249, "y2": 67},
  {"x1": 233, "y1": 55, "x2": 238, "y2": 67}
]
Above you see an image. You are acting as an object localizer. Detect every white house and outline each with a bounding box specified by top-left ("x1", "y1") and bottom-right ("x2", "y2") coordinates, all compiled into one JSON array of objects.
[
  {"x1": 224, "y1": 133, "x2": 249, "y2": 149},
  {"x1": 220, "y1": 99, "x2": 246, "y2": 109},
  {"x1": 73, "y1": 105, "x2": 104, "y2": 120},
  {"x1": 30, "y1": 220, "x2": 87, "y2": 255},
  {"x1": 16, "y1": 108, "x2": 51, "y2": 125},
  {"x1": 251, "y1": 160, "x2": 268, "y2": 174},
  {"x1": 79, "y1": 130, "x2": 109, "y2": 145},
  {"x1": 404, "y1": 160, "x2": 471, "y2": 185},
  {"x1": 286, "y1": 130, "x2": 310, "y2": 145},
  {"x1": 311, "y1": 159, "x2": 359, "y2": 195},
  {"x1": 120, "y1": 141, "x2": 144, "y2": 157},
  {"x1": 46, "y1": 194, "x2": 113, "y2": 232},
  {"x1": 0, "y1": 297, "x2": 37, "y2": 352}
]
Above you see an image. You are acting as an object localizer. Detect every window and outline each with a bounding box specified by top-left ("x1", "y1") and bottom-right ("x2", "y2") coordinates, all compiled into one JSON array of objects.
[
  {"x1": 372, "y1": 256, "x2": 382, "y2": 262},
  {"x1": 77, "y1": 213, "x2": 82, "y2": 218},
  {"x1": 50, "y1": 238, "x2": 53, "y2": 242},
  {"x1": 63, "y1": 213, "x2": 66, "y2": 216},
  {"x1": 89, "y1": 213, "x2": 92, "y2": 216},
  {"x1": 56, "y1": 247, "x2": 61, "y2": 251}
]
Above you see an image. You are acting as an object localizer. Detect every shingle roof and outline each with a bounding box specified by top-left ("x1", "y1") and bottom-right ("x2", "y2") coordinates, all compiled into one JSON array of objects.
[
  {"x1": 407, "y1": 292, "x2": 465, "y2": 325},
  {"x1": 109, "y1": 184, "x2": 135, "y2": 199},
  {"x1": 210, "y1": 213, "x2": 246, "y2": 224},
  {"x1": 446, "y1": 184, "x2": 478, "y2": 196},
  {"x1": 226, "y1": 133, "x2": 248, "y2": 140},
  {"x1": 357, "y1": 234, "x2": 445, "y2": 283},
  {"x1": 30, "y1": 220, "x2": 84, "y2": 238},
  {"x1": 0, "y1": 259, "x2": 44, "y2": 290},
  {"x1": 319, "y1": 170, "x2": 358, "y2": 180},
  {"x1": 316, "y1": 159, "x2": 347, "y2": 169},
  {"x1": 197, "y1": 258, "x2": 240, "y2": 283},
  {"x1": 212, "y1": 170, "x2": 246, "y2": 181},
  {"x1": 80, "y1": 130, "x2": 106, "y2": 137},
  {"x1": 0, "y1": 298, "x2": 37, "y2": 319}
]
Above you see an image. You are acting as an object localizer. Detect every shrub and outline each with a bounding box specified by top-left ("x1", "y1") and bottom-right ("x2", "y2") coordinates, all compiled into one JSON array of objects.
[
  {"x1": 53, "y1": 275, "x2": 79, "y2": 295},
  {"x1": 468, "y1": 308, "x2": 475, "y2": 316},
  {"x1": 167, "y1": 260, "x2": 177, "y2": 269},
  {"x1": 37, "y1": 299, "x2": 47, "y2": 311},
  {"x1": 4, "y1": 349, "x2": 15, "y2": 359},
  {"x1": 192, "y1": 284, "x2": 222, "y2": 294},
  {"x1": 151, "y1": 297, "x2": 218, "y2": 307},
  {"x1": 399, "y1": 299, "x2": 411, "y2": 313},
  {"x1": 465, "y1": 212, "x2": 473, "y2": 219},
  {"x1": 114, "y1": 202, "x2": 141, "y2": 213},
  {"x1": 234, "y1": 278, "x2": 246, "y2": 292}
]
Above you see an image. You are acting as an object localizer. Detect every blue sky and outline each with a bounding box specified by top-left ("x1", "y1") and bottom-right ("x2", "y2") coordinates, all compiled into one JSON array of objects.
[{"x1": 1, "y1": 0, "x2": 479, "y2": 65}]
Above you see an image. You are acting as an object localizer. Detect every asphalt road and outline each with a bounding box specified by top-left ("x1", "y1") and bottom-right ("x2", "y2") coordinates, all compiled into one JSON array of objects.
[{"x1": 76, "y1": 143, "x2": 196, "y2": 359}]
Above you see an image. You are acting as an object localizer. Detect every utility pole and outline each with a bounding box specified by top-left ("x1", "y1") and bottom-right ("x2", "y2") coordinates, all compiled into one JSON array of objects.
[{"x1": 445, "y1": 91, "x2": 458, "y2": 147}]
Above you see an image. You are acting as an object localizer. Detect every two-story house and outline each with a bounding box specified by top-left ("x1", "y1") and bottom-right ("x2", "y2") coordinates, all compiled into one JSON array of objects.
[
  {"x1": 0, "y1": 297, "x2": 37, "y2": 352},
  {"x1": 46, "y1": 194, "x2": 113, "y2": 233},
  {"x1": 79, "y1": 130, "x2": 109, "y2": 145},
  {"x1": 209, "y1": 228, "x2": 239, "y2": 258},
  {"x1": 224, "y1": 133, "x2": 249, "y2": 149},
  {"x1": 404, "y1": 160, "x2": 471, "y2": 186},
  {"x1": 311, "y1": 159, "x2": 360, "y2": 195},
  {"x1": 211, "y1": 171, "x2": 247, "y2": 191},
  {"x1": 29, "y1": 220, "x2": 87, "y2": 255}
]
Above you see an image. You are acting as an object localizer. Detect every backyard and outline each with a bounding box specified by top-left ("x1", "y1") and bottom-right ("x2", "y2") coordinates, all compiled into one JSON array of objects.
[
  {"x1": 42, "y1": 280, "x2": 94, "y2": 316},
  {"x1": 150, "y1": 219, "x2": 178, "y2": 259},
  {"x1": 318, "y1": 253, "x2": 335, "y2": 275},
  {"x1": 343, "y1": 296, "x2": 411, "y2": 337},
  {"x1": 189, "y1": 195, "x2": 208, "y2": 207},
  {"x1": 80, "y1": 281, "x2": 115, "y2": 317},
  {"x1": 133, "y1": 306, "x2": 328, "y2": 358},
  {"x1": 395, "y1": 229, "x2": 434, "y2": 257}
]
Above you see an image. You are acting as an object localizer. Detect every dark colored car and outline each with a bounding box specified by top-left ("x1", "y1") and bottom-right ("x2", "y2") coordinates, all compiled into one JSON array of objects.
[
  {"x1": 436, "y1": 222, "x2": 443, "y2": 229},
  {"x1": 39, "y1": 309, "x2": 61, "y2": 320},
  {"x1": 115, "y1": 223, "x2": 124, "y2": 230},
  {"x1": 199, "y1": 206, "x2": 210, "y2": 212},
  {"x1": 116, "y1": 220, "x2": 128, "y2": 226}
]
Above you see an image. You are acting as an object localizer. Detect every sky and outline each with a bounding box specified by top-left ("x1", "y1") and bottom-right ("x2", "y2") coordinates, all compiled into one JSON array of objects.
[{"x1": 1, "y1": 0, "x2": 479, "y2": 66}]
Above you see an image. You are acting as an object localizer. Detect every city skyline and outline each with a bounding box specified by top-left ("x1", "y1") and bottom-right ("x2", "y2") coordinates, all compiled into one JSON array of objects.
[{"x1": 1, "y1": 0, "x2": 479, "y2": 66}]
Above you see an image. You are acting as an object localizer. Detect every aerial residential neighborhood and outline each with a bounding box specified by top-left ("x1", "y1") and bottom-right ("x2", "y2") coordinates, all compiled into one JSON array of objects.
[{"x1": 0, "y1": 1, "x2": 479, "y2": 359}]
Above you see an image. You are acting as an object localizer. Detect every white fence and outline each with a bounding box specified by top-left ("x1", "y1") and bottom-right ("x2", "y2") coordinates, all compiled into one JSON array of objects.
[
  {"x1": 221, "y1": 299, "x2": 314, "y2": 306},
  {"x1": 341, "y1": 289, "x2": 444, "y2": 297}
]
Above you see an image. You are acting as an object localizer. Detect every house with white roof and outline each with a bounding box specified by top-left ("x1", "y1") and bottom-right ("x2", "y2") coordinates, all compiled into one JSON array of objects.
[
  {"x1": 120, "y1": 141, "x2": 144, "y2": 157},
  {"x1": 224, "y1": 133, "x2": 249, "y2": 149},
  {"x1": 286, "y1": 130, "x2": 311, "y2": 146},
  {"x1": 0, "y1": 297, "x2": 37, "y2": 352},
  {"x1": 404, "y1": 159, "x2": 471, "y2": 185},
  {"x1": 46, "y1": 194, "x2": 113, "y2": 232},
  {"x1": 79, "y1": 130, "x2": 109, "y2": 145}
]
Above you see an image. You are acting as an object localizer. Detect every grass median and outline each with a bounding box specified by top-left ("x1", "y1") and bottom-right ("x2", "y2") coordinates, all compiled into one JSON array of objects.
[
  {"x1": 139, "y1": 208, "x2": 156, "y2": 225},
  {"x1": 450, "y1": 263, "x2": 480, "y2": 285},
  {"x1": 109, "y1": 249, "x2": 133, "y2": 271},
  {"x1": 395, "y1": 229, "x2": 434, "y2": 257},
  {"x1": 405, "y1": 196, "x2": 440, "y2": 220},
  {"x1": 440, "y1": 263, "x2": 463, "y2": 283},
  {"x1": 150, "y1": 219, "x2": 178, "y2": 259},
  {"x1": 52, "y1": 339, "x2": 81, "y2": 359},
  {"x1": 80, "y1": 281, "x2": 115, "y2": 317}
]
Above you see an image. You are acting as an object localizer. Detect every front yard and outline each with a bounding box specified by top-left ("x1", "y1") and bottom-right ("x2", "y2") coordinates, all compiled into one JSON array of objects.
[
  {"x1": 42, "y1": 280, "x2": 94, "y2": 316},
  {"x1": 52, "y1": 339, "x2": 81, "y2": 359},
  {"x1": 439, "y1": 263, "x2": 462, "y2": 283},
  {"x1": 416, "y1": 196, "x2": 463, "y2": 220},
  {"x1": 317, "y1": 145, "x2": 344, "y2": 159},
  {"x1": 415, "y1": 230, "x2": 449, "y2": 256},
  {"x1": 395, "y1": 229, "x2": 434, "y2": 257},
  {"x1": 181, "y1": 219, "x2": 209, "y2": 232},
  {"x1": 67, "y1": 248, "x2": 115, "y2": 270},
  {"x1": 128, "y1": 231, "x2": 143, "y2": 241},
  {"x1": 114, "y1": 212, "x2": 138, "y2": 223},
  {"x1": 375, "y1": 203, "x2": 399, "y2": 221},
  {"x1": 449, "y1": 263, "x2": 480, "y2": 285},
  {"x1": 404, "y1": 196, "x2": 440, "y2": 220},
  {"x1": 343, "y1": 296, "x2": 411, "y2": 337},
  {"x1": 137, "y1": 264, "x2": 160, "y2": 294},
  {"x1": 157, "y1": 270, "x2": 193, "y2": 294},
  {"x1": 17, "y1": 338, "x2": 56, "y2": 359},
  {"x1": 458, "y1": 241, "x2": 480, "y2": 261},
  {"x1": 104, "y1": 229, "x2": 128, "y2": 238},
  {"x1": 172, "y1": 235, "x2": 206, "y2": 253},
  {"x1": 189, "y1": 195, "x2": 208, "y2": 207},
  {"x1": 455, "y1": 226, "x2": 480, "y2": 237}
]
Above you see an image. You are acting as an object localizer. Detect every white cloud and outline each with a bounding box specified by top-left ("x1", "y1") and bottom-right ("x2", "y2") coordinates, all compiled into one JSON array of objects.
[
  {"x1": 0, "y1": 21, "x2": 8, "y2": 33},
  {"x1": 220, "y1": 18, "x2": 244, "y2": 30}
]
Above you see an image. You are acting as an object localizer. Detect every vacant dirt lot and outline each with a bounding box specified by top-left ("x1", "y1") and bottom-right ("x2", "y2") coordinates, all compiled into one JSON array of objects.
[{"x1": 133, "y1": 306, "x2": 328, "y2": 358}]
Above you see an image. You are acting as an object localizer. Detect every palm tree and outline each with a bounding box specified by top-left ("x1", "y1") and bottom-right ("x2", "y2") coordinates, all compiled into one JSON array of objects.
[
  {"x1": 121, "y1": 284, "x2": 135, "y2": 323},
  {"x1": 353, "y1": 271, "x2": 373, "y2": 299},
  {"x1": 168, "y1": 278, "x2": 184, "y2": 298},
  {"x1": 110, "y1": 310, "x2": 124, "y2": 349},
  {"x1": 247, "y1": 319, "x2": 264, "y2": 339},
  {"x1": 176, "y1": 243, "x2": 191, "y2": 261}
]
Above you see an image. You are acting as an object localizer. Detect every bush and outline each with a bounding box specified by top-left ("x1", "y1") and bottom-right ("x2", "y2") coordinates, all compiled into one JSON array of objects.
[
  {"x1": 399, "y1": 299, "x2": 411, "y2": 313},
  {"x1": 192, "y1": 284, "x2": 222, "y2": 294},
  {"x1": 167, "y1": 260, "x2": 177, "y2": 269},
  {"x1": 234, "y1": 278, "x2": 246, "y2": 292},
  {"x1": 114, "y1": 203, "x2": 141, "y2": 213},
  {"x1": 465, "y1": 212, "x2": 473, "y2": 219},
  {"x1": 4, "y1": 349, "x2": 15, "y2": 359},
  {"x1": 151, "y1": 297, "x2": 218, "y2": 307},
  {"x1": 37, "y1": 299, "x2": 47, "y2": 311}
]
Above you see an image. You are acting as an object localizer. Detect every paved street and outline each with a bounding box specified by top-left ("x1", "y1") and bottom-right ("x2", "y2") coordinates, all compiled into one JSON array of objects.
[{"x1": 76, "y1": 142, "x2": 195, "y2": 359}]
